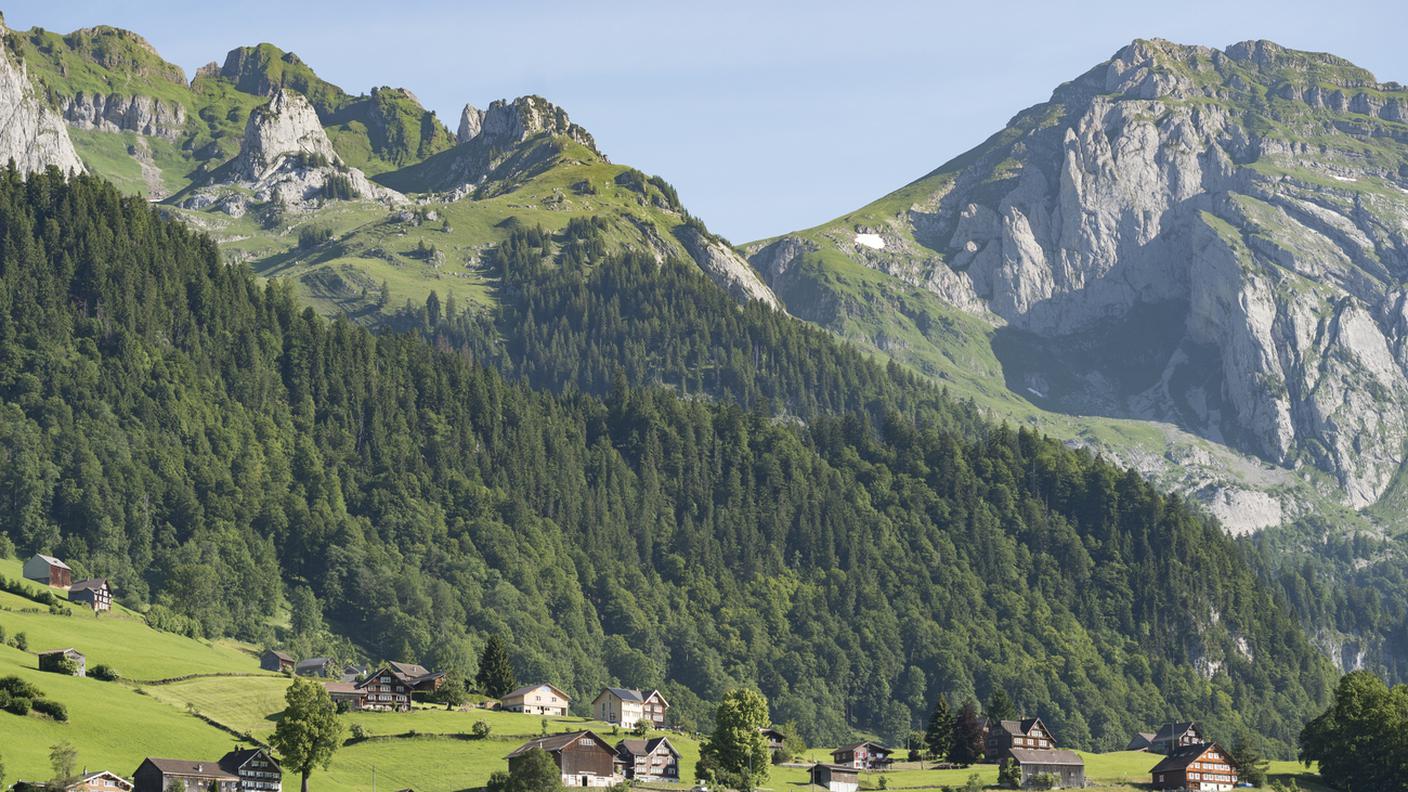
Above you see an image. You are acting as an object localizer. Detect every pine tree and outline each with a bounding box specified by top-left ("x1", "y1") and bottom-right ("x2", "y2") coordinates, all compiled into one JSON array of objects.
[
  {"x1": 925, "y1": 694, "x2": 951, "y2": 763},
  {"x1": 950, "y1": 701, "x2": 985, "y2": 766},
  {"x1": 476, "y1": 634, "x2": 516, "y2": 698}
]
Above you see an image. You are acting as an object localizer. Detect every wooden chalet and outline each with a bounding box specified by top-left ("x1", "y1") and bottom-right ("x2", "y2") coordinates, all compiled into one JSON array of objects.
[
  {"x1": 615, "y1": 736, "x2": 680, "y2": 781},
  {"x1": 830, "y1": 741, "x2": 892, "y2": 770},
  {"x1": 503, "y1": 682, "x2": 571, "y2": 716},
  {"x1": 984, "y1": 717, "x2": 1055, "y2": 762},
  {"x1": 592, "y1": 686, "x2": 669, "y2": 728},
  {"x1": 355, "y1": 661, "x2": 442, "y2": 711},
  {"x1": 218, "y1": 747, "x2": 282, "y2": 792},
  {"x1": 23, "y1": 553, "x2": 72, "y2": 588},
  {"x1": 295, "y1": 656, "x2": 337, "y2": 677},
  {"x1": 1125, "y1": 731, "x2": 1156, "y2": 751},
  {"x1": 132, "y1": 758, "x2": 238, "y2": 792},
  {"x1": 1008, "y1": 748, "x2": 1085, "y2": 789},
  {"x1": 759, "y1": 726, "x2": 787, "y2": 753},
  {"x1": 809, "y1": 764, "x2": 859, "y2": 792},
  {"x1": 68, "y1": 578, "x2": 112, "y2": 611},
  {"x1": 507, "y1": 730, "x2": 622, "y2": 787},
  {"x1": 54, "y1": 770, "x2": 134, "y2": 791},
  {"x1": 1150, "y1": 721, "x2": 1206, "y2": 755},
  {"x1": 38, "y1": 647, "x2": 86, "y2": 677},
  {"x1": 1151, "y1": 741, "x2": 1238, "y2": 791},
  {"x1": 260, "y1": 649, "x2": 295, "y2": 673}
]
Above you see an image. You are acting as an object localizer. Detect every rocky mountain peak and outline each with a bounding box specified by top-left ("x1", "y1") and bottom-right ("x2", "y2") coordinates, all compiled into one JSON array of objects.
[
  {"x1": 457, "y1": 103, "x2": 484, "y2": 144},
  {"x1": 0, "y1": 18, "x2": 84, "y2": 175},
  {"x1": 236, "y1": 87, "x2": 338, "y2": 181},
  {"x1": 473, "y1": 95, "x2": 598, "y2": 153}
]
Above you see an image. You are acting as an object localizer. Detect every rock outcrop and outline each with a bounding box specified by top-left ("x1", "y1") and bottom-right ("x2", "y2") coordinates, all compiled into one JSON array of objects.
[
  {"x1": 674, "y1": 225, "x2": 780, "y2": 308},
  {"x1": 182, "y1": 88, "x2": 401, "y2": 214},
  {"x1": 0, "y1": 19, "x2": 84, "y2": 175},
  {"x1": 457, "y1": 104, "x2": 484, "y2": 143},
  {"x1": 62, "y1": 91, "x2": 187, "y2": 140},
  {"x1": 753, "y1": 38, "x2": 1408, "y2": 510}
]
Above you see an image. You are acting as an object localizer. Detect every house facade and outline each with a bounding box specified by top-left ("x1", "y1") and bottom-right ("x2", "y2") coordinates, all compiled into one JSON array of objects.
[
  {"x1": 830, "y1": 741, "x2": 892, "y2": 770},
  {"x1": 260, "y1": 649, "x2": 295, "y2": 673},
  {"x1": 132, "y1": 759, "x2": 238, "y2": 792},
  {"x1": 354, "y1": 661, "x2": 443, "y2": 711},
  {"x1": 23, "y1": 554, "x2": 72, "y2": 588},
  {"x1": 38, "y1": 648, "x2": 86, "y2": 677},
  {"x1": 1151, "y1": 742, "x2": 1238, "y2": 791},
  {"x1": 218, "y1": 748, "x2": 282, "y2": 792},
  {"x1": 68, "y1": 578, "x2": 111, "y2": 611},
  {"x1": 760, "y1": 727, "x2": 787, "y2": 753},
  {"x1": 1150, "y1": 722, "x2": 1206, "y2": 755},
  {"x1": 295, "y1": 657, "x2": 336, "y2": 677},
  {"x1": 1008, "y1": 749, "x2": 1086, "y2": 789},
  {"x1": 507, "y1": 731, "x2": 622, "y2": 788},
  {"x1": 809, "y1": 764, "x2": 859, "y2": 792},
  {"x1": 591, "y1": 687, "x2": 668, "y2": 728},
  {"x1": 615, "y1": 737, "x2": 680, "y2": 781},
  {"x1": 985, "y1": 717, "x2": 1055, "y2": 762},
  {"x1": 324, "y1": 681, "x2": 366, "y2": 710},
  {"x1": 503, "y1": 683, "x2": 571, "y2": 716}
]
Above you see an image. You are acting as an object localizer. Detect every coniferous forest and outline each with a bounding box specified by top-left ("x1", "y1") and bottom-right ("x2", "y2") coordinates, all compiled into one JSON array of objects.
[{"x1": 0, "y1": 168, "x2": 1336, "y2": 754}]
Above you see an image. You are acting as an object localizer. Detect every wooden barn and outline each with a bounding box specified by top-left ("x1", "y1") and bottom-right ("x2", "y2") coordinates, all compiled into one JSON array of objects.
[
  {"x1": 507, "y1": 731, "x2": 622, "y2": 787},
  {"x1": 23, "y1": 554, "x2": 72, "y2": 588}
]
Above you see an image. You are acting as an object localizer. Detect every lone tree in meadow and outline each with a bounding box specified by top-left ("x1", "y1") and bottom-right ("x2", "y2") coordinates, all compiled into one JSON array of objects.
[
  {"x1": 698, "y1": 688, "x2": 772, "y2": 792},
  {"x1": 272, "y1": 677, "x2": 345, "y2": 792},
  {"x1": 49, "y1": 741, "x2": 77, "y2": 781},
  {"x1": 476, "y1": 634, "x2": 516, "y2": 698}
]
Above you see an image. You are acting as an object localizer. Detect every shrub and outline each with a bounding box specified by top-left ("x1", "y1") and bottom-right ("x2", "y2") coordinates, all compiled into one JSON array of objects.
[
  {"x1": 1028, "y1": 772, "x2": 1057, "y2": 790},
  {"x1": 44, "y1": 656, "x2": 78, "y2": 676},
  {"x1": 13, "y1": 632, "x2": 26, "y2": 651},
  {"x1": 471, "y1": 720, "x2": 491, "y2": 739},
  {"x1": 298, "y1": 225, "x2": 333, "y2": 249},
  {"x1": 90, "y1": 664, "x2": 119, "y2": 681},
  {"x1": 3, "y1": 695, "x2": 31, "y2": 716},
  {"x1": 32, "y1": 698, "x2": 67, "y2": 721},
  {"x1": 349, "y1": 723, "x2": 368, "y2": 741}
]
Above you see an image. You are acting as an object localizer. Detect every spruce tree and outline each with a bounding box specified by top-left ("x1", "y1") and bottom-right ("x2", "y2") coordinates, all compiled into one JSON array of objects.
[
  {"x1": 476, "y1": 634, "x2": 516, "y2": 698},
  {"x1": 925, "y1": 694, "x2": 951, "y2": 763}
]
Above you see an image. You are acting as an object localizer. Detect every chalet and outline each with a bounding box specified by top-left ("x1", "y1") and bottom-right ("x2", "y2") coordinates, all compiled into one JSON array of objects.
[
  {"x1": 68, "y1": 578, "x2": 112, "y2": 611},
  {"x1": 260, "y1": 649, "x2": 295, "y2": 673},
  {"x1": 615, "y1": 736, "x2": 680, "y2": 781},
  {"x1": 984, "y1": 717, "x2": 1055, "y2": 762},
  {"x1": 23, "y1": 553, "x2": 72, "y2": 588},
  {"x1": 1008, "y1": 749, "x2": 1085, "y2": 789},
  {"x1": 38, "y1": 647, "x2": 86, "y2": 677},
  {"x1": 355, "y1": 661, "x2": 442, "y2": 711},
  {"x1": 1125, "y1": 732, "x2": 1156, "y2": 752},
  {"x1": 219, "y1": 747, "x2": 282, "y2": 792},
  {"x1": 1150, "y1": 722, "x2": 1206, "y2": 755},
  {"x1": 507, "y1": 730, "x2": 622, "y2": 787},
  {"x1": 1151, "y1": 741, "x2": 1238, "y2": 791},
  {"x1": 592, "y1": 687, "x2": 669, "y2": 728},
  {"x1": 132, "y1": 758, "x2": 238, "y2": 792},
  {"x1": 503, "y1": 683, "x2": 571, "y2": 716},
  {"x1": 295, "y1": 657, "x2": 337, "y2": 677},
  {"x1": 324, "y1": 681, "x2": 366, "y2": 710},
  {"x1": 830, "y1": 741, "x2": 892, "y2": 770},
  {"x1": 760, "y1": 726, "x2": 787, "y2": 753},
  {"x1": 809, "y1": 764, "x2": 859, "y2": 792},
  {"x1": 54, "y1": 770, "x2": 134, "y2": 791}
]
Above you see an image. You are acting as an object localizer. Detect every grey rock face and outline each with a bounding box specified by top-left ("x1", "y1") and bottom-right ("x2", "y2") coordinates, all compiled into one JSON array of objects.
[
  {"x1": 755, "y1": 38, "x2": 1408, "y2": 511},
  {"x1": 674, "y1": 225, "x2": 780, "y2": 308},
  {"x1": 0, "y1": 20, "x2": 84, "y2": 175},
  {"x1": 62, "y1": 91, "x2": 187, "y2": 140},
  {"x1": 457, "y1": 104, "x2": 484, "y2": 143},
  {"x1": 478, "y1": 95, "x2": 597, "y2": 152}
]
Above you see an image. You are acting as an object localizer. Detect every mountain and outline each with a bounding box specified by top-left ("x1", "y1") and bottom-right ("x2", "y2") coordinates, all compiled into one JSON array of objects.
[
  {"x1": 0, "y1": 16, "x2": 83, "y2": 174},
  {"x1": 748, "y1": 39, "x2": 1408, "y2": 532}
]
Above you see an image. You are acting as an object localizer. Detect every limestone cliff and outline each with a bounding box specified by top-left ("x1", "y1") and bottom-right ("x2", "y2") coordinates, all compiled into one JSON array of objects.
[{"x1": 0, "y1": 19, "x2": 84, "y2": 174}]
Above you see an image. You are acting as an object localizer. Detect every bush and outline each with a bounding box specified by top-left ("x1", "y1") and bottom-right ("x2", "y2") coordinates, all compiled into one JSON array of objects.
[
  {"x1": 44, "y1": 656, "x2": 78, "y2": 676},
  {"x1": 32, "y1": 698, "x2": 67, "y2": 721},
  {"x1": 471, "y1": 720, "x2": 491, "y2": 739},
  {"x1": 349, "y1": 723, "x2": 368, "y2": 741},
  {"x1": 3, "y1": 695, "x2": 31, "y2": 716},
  {"x1": 90, "y1": 664, "x2": 119, "y2": 681},
  {"x1": 1027, "y1": 773, "x2": 1057, "y2": 790},
  {"x1": 13, "y1": 632, "x2": 26, "y2": 651}
]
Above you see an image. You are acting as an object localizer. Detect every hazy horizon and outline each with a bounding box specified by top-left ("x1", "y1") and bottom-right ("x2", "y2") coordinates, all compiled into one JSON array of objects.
[{"x1": 4, "y1": 0, "x2": 1405, "y2": 241}]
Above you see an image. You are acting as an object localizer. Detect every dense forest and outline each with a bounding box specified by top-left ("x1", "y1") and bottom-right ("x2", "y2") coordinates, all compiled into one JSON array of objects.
[{"x1": 0, "y1": 169, "x2": 1334, "y2": 754}]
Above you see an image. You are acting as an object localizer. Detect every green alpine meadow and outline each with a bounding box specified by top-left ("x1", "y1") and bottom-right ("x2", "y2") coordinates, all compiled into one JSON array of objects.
[{"x1": 0, "y1": 3, "x2": 1404, "y2": 791}]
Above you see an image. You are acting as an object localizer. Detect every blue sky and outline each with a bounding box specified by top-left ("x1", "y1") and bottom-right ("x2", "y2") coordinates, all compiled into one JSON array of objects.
[{"x1": 4, "y1": 0, "x2": 1406, "y2": 241}]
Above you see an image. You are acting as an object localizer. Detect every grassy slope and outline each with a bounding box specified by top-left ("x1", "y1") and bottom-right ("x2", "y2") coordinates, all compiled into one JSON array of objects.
[{"x1": 0, "y1": 557, "x2": 1327, "y2": 789}]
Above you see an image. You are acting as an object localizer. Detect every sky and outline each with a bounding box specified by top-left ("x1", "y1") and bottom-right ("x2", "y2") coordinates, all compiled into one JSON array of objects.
[{"x1": 4, "y1": 0, "x2": 1407, "y2": 242}]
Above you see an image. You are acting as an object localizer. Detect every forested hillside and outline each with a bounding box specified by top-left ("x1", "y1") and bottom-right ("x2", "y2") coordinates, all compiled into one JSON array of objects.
[{"x1": 0, "y1": 168, "x2": 1333, "y2": 755}]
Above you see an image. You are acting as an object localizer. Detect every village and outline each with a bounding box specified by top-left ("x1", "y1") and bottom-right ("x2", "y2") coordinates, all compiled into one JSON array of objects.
[{"x1": 0, "y1": 552, "x2": 1282, "y2": 792}]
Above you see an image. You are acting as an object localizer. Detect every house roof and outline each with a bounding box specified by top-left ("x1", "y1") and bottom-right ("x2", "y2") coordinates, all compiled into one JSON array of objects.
[
  {"x1": 385, "y1": 660, "x2": 443, "y2": 686},
  {"x1": 1152, "y1": 721, "x2": 1200, "y2": 742},
  {"x1": 506, "y1": 682, "x2": 571, "y2": 701},
  {"x1": 218, "y1": 748, "x2": 276, "y2": 774},
  {"x1": 992, "y1": 717, "x2": 1045, "y2": 737},
  {"x1": 759, "y1": 727, "x2": 786, "y2": 738},
  {"x1": 140, "y1": 758, "x2": 239, "y2": 780},
  {"x1": 507, "y1": 730, "x2": 613, "y2": 759},
  {"x1": 264, "y1": 649, "x2": 294, "y2": 662},
  {"x1": 65, "y1": 770, "x2": 132, "y2": 790},
  {"x1": 38, "y1": 647, "x2": 84, "y2": 658},
  {"x1": 810, "y1": 764, "x2": 860, "y2": 778},
  {"x1": 69, "y1": 578, "x2": 108, "y2": 593},
  {"x1": 31, "y1": 553, "x2": 70, "y2": 570},
  {"x1": 832, "y1": 740, "x2": 892, "y2": 755},
  {"x1": 616, "y1": 737, "x2": 677, "y2": 758},
  {"x1": 1009, "y1": 748, "x2": 1084, "y2": 767},
  {"x1": 1151, "y1": 742, "x2": 1219, "y2": 773},
  {"x1": 297, "y1": 657, "x2": 333, "y2": 670},
  {"x1": 602, "y1": 686, "x2": 644, "y2": 702},
  {"x1": 324, "y1": 681, "x2": 361, "y2": 696}
]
